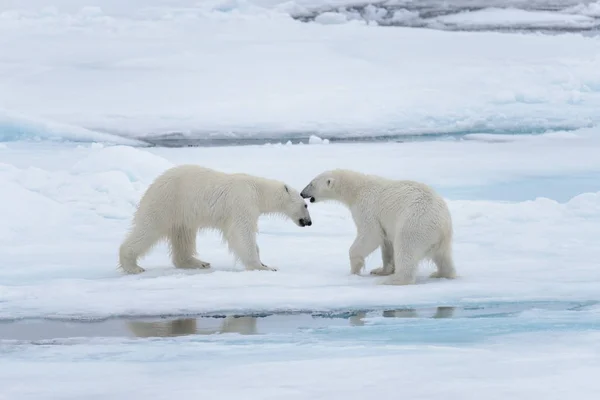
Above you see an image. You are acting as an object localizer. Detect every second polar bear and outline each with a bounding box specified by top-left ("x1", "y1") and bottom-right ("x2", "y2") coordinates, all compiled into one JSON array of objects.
[
  {"x1": 300, "y1": 169, "x2": 456, "y2": 285},
  {"x1": 119, "y1": 165, "x2": 312, "y2": 274}
]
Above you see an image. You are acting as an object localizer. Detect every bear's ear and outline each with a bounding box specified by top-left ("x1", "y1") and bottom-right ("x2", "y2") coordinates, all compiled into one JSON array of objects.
[
  {"x1": 326, "y1": 178, "x2": 334, "y2": 188},
  {"x1": 284, "y1": 185, "x2": 289, "y2": 193}
]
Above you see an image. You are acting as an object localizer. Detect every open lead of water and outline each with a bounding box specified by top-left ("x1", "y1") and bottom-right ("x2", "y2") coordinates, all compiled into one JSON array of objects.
[{"x1": 1, "y1": 301, "x2": 598, "y2": 345}]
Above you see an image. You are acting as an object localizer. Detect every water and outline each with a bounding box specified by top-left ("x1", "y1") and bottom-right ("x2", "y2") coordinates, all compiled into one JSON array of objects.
[
  {"x1": 442, "y1": 171, "x2": 600, "y2": 202},
  {"x1": 2, "y1": 301, "x2": 597, "y2": 344},
  {"x1": 136, "y1": 127, "x2": 578, "y2": 147}
]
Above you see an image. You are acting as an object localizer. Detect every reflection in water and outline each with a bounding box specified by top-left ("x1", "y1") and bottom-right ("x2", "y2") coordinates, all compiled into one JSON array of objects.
[
  {"x1": 349, "y1": 306, "x2": 456, "y2": 326},
  {"x1": 128, "y1": 316, "x2": 258, "y2": 338},
  {"x1": 0, "y1": 307, "x2": 460, "y2": 341},
  {"x1": 25, "y1": 302, "x2": 598, "y2": 341},
  {"x1": 127, "y1": 307, "x2": 457, "y2": 337}
]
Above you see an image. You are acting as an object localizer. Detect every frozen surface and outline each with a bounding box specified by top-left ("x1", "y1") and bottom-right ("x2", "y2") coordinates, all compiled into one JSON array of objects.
[
  {"x1": 1, "y1": 1, "x2": 600, "y2": 142},
  {"x1": 292, "y1": 1, "x2": 600, "y2": 31},
  {"x1": 2, "y1": 128, "x2": 600, "y2": 398},
  {"x1": 2, "y1": 128, "x2": 600, "y2": 320},
  {"x1": 436, "y1": 7, "x2": 600, "y2": 29},
  {"x1": 2, "y1": 2, "x2": 600, "y2": 398},
  {"x1": 566, "y1": 0, "x2": 600, "y2": 16},
  {"x1": 0, "y1": 109, "x2": 144, "y2": 145}
]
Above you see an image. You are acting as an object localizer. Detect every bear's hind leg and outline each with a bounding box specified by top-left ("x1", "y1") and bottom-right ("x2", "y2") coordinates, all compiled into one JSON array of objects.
[
  {"x1": 382, "y1": 246, "x2": 420, "y2": 285},
  {"x1": 382, "y1": 229, "x2": 429, "y2": 285},
  {"x1": 119, "y1": 226, "x2": 162, "y2": 274},
  {"x1": 169, "y1": 226, "x2": 211, "y2": 269},
  {"x1": 430, "y1": 238, "x2": 456, "y2": 279}
]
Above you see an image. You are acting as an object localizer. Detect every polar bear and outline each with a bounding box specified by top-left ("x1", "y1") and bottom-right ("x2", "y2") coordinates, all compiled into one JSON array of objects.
[
  {"x1": 300, "y1": 169, "x2": 456, "y2": 285},
  {"x1": 119, "y1": 164, "x2": 312, "y2": 274}
]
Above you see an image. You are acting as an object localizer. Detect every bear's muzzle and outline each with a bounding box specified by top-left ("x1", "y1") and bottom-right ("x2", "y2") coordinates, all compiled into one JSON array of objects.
[
  {"x1": 300, "y1": 185, "x2": 315, "y2": 203},
  {"x1": 298, "y1": 218, "x2": 312, "y2": 227}
]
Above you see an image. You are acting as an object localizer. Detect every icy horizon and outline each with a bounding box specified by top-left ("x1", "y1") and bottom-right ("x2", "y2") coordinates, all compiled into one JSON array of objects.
[{"x1": 1, "y1": 0, "x2": 600, "y2": 144}]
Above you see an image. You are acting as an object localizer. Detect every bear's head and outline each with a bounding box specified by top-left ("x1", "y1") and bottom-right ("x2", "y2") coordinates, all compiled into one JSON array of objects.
[
  {"x1": 281, "y1": 184, "x2": 312, "y2": 227},
  {"x1": 300, "y1": 171, "x2": 337, "y2": 204}
]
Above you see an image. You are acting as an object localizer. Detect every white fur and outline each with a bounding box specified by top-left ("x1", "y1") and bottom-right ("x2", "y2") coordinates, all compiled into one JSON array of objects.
[
  {"x1": 301, "y1": 169, "x2": 456, "y2": 285},
  {"x1": 119, "y1": 164, "x2": 311, "y2": 274}
]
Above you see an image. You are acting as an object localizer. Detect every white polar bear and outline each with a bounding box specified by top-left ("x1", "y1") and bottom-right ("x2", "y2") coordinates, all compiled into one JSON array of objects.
[
  {"x1": 119, "y1": 164, "x2": 312, "y2": 274},
  {"x1": 300, "y1": 169, "x2": 456, "y2": 285}
]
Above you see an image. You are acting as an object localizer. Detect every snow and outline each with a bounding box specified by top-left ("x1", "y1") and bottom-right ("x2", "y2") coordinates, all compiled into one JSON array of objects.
[
  {"x1": 2, "y1": 128, "x2": 600, "y2": 319},
  {"x1": 564, "y1": 1, "x2": 600, "y2": 17},
  {"x1": 314, "y1": 10, "x2": 348, "y2": 24},
  {"x1": 437, "y1": 8, "x2": 600, "y2": 29},
  {"x1": 308, "y1": 134, "x2": 330, "y2": 144},
  {"x1": 1, "y1": 1, "x2": 600, "y2": 142},
  {"x1": 0, "y1": 109, "x2": 144, "y2": 145},
  {"x1": 2, "y1": 1, "x2": 600, "y2": 398}
]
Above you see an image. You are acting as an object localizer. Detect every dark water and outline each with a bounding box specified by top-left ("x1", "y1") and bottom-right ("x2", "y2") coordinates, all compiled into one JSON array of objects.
[
  {"x1": 1, "y1": 301, "x2": 597, "y2": 341},
  {"x1": 138, "y1": 131, "x2": 451, "y2": 148},
  {"x1": 136, "y1": 127, "x2": 579, "y2": 148}
]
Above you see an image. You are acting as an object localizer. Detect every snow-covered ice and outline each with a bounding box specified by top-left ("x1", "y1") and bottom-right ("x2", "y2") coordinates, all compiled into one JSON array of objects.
[
  {"x1": 436, "y1": 7, "x2": 600, "y2": 30},
  {"x1": 0, "y1": 109, "x2": 143, "y2": 145},
  {"x1": 2, "y1": 1, "x2": 600, "y2": 142},
  {"x1": 2, "y1": 128, "x2": 600, "y2": 319},
  {"x1": 2, "y1": 1, "x2": 600, "y2": 399},
  {"x1": 2, "y1": 109, "x2": 600, "y2": 400},
  {"x1": 308, "y1": 134, "x2": 330, "y2": 144}
]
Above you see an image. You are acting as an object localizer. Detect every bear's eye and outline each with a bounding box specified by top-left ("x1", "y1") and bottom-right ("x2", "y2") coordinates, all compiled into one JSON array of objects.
[
  {"x1": 304, "y1": 204, "x2": 307, "y2": 208},
  {"x1": 284, "y1": 185, "x2": 289, "y2": 193}
]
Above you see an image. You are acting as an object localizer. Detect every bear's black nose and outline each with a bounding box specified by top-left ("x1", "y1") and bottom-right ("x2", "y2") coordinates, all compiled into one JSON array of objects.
[{"x1": 299, "y1": 218, "x2": 312, "y2": 227}]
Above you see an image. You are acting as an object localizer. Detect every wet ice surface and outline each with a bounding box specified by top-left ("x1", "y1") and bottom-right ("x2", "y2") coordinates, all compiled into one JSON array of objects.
[
  {"x1": 444, "y1": 171, "x2": 600, "y2": 202},
  {"x1": 3, "y1": 301, "x2": 600, "y2": 399},
  {"x1": 1, "y1": 301, "x2": 598, "y2": 342}
]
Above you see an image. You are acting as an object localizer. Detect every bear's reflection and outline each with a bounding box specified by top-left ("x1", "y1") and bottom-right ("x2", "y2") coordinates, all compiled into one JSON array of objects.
[
  {"x1": 128, "y1": 316, "x2": 258, "y2": 338},
  {"x1": 349, "y1": 306, "x2": 456, "y2": 326},
  {"x1": 127, "y1": 307, "x2": 457, "y2": 337}
]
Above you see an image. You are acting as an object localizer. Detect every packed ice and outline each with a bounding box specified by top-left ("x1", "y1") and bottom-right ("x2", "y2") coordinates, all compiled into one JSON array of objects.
[
  {"x1": 2, "y1": 1, "x2": 600, "y2": 143},
  {"x1": 1, "y1": 1, "x2": 600, "y2": 399}
]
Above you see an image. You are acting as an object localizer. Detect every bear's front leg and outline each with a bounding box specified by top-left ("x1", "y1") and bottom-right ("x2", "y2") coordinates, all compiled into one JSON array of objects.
[
  {"x1": 349, "y1": 231, "x2": 381, "y2": 275},
  {"x1": 226, "y1": 228, "x2": 277, "y2": 272},
  {"x1": 371, "y1": 238, "x2": 395, "y2": 276},
  {"x1": 169, "y1": 226, "x2": 211, "y2": 270},
  {"x1": 256, "y1": 244, "x2": 277, "y2": 272}
]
